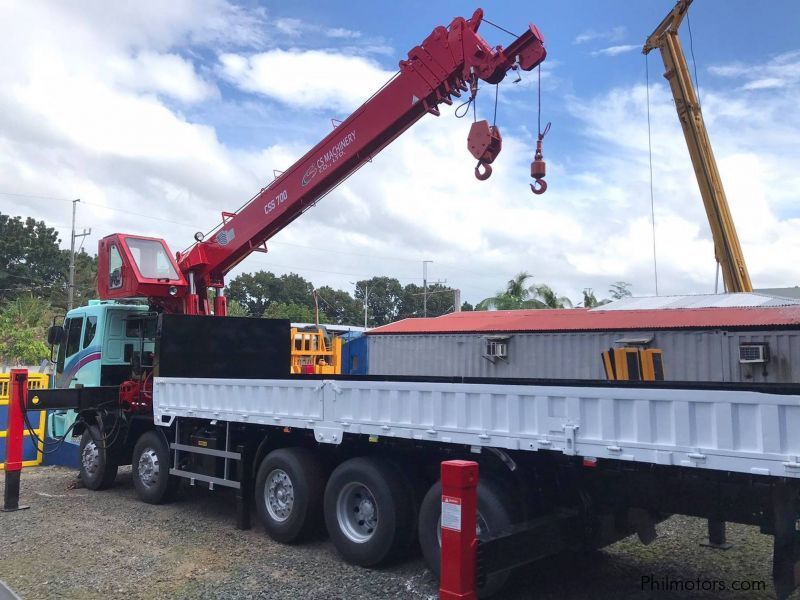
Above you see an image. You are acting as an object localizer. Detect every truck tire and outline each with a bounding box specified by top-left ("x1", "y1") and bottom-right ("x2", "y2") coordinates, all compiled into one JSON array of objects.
[
  {"x1": 79, "y1": 425, "x2": 118, "y2": 490},
  {"x1": 132, "y1": 430, "x2": 179, "y2": 504},
  {"x1": 418, "y1": 477, "x2": 514, "y2": 598},
  {"x1": 255, "y1": 447, "x2": 326, "y2": 543},
  {"x1": 324, "y1": 456, "x2": 414, "y2": 566}
]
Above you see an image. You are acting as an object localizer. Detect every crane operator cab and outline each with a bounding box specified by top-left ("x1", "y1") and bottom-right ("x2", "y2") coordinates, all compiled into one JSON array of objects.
[{"x1": 97, "y1": 234, "x2": 187, "y2": 301}]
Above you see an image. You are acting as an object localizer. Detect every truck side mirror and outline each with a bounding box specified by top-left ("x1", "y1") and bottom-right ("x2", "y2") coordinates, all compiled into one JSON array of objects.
[{"x1": 47, "y1": 325, "x2": 65, "y2": 346}]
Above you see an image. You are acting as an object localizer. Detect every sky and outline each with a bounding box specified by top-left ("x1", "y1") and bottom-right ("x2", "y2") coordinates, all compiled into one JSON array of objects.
[{"x1": 1, "y1": 0, "x2": 798, "y2": 307}]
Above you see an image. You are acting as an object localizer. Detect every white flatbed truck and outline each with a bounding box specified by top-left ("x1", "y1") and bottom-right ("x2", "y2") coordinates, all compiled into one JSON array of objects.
[{"x1": 29, "y1": 315, "x2": 800, "y2": 599}]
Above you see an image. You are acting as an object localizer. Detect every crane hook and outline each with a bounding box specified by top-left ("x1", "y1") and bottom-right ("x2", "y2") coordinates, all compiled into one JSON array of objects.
[
  {"x1": 530, "y1": 179, "x2": 547, "y2": 194},
  {"x1": 530, "y1": 124, "x2": 549, "y2": 195},
  {"x1": 475, "y1": 160, "x2": 492, "y2": 181}
]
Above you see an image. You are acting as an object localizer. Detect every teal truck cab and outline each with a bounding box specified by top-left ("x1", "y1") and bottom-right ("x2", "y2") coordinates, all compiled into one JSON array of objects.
[{"x1": 50, "y1": 300, "x2": 152, "y2": 439}]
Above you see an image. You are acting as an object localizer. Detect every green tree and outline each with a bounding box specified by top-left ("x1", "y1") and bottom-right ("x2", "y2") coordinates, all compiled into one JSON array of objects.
[
  {"x1": 477, "y1": 272, "x2": 532, "y2": 310},
  {"x1": 0, "y1": 295, "x2": 53, "y2": 364},
  {"x1": 263, "y1": 301, "x2": 328, "y2": 323},
  {"x1": 226, "y1": 271, "x2": 317, "y2": 316},
  {"x1": 477, "y1": 273, "x2": 573, "y2": 310},
  {"x1": 530, "y1": 284, "x2": 572, "y2": 309},
  {"x1": 355, "y1": 277, "x2": 403, "y2": 326},
  {"x1": 460, "y1": 301, "x2": 474, "y2": 311},
  {"x1": 226, "y1": 299, "x2": 250, "y2": 317},
  {"x1": 316, "y1": 286, "x2": 361, "y2": 325},
  {"x1": 279, "y1": 273, "x2": 315, "y2": 306},
  {"x1": 581, "y1": 288, "x2": 599, "y2": 308},
  {"x1": 609, "y1": 281, "x2": 633, "y2": 300},
  {"x1": 0, "y1": 214, "x2": 68, "y2": 302},
  {"x1": 580, "y1": 288, "x2": 612, "y2": 308},
  {"x1": 49, "y1": 249, "x2": 97, "y2": 310},
  {"x1": 399, "y1": 283, "x2": 455, "y2": 319},
  {"x1": 227, "y1": 271, "x2": 282, "y2": 315}
]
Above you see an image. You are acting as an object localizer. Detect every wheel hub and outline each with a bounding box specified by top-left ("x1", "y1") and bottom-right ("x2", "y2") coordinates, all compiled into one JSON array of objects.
[
  {"x1": 336, "y1": 482, "x2": 378, "y2": 543},
  {"x1": 265, "y1": 469, "x2": 294, "y2": 522},
  {"x1": 82, "y1": 440, "x2": 100, "y2": 475},
  {"x1": 137, "y1": 448, "x2": 160, "y2": 488}
]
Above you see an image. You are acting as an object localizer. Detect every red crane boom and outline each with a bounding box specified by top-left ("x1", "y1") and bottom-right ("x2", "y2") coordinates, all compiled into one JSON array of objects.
[{"x1": 96, "y1": 9, "x2": 546, "y2": 315}]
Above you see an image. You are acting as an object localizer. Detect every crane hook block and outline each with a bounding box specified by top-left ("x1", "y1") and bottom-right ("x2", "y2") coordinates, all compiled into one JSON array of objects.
[
  {"x1": 530, "y1": 136, "x2": 547, "y2": 195},
  {"x1": 468, "y1": 120, "x2": 502, "y2": 180}
]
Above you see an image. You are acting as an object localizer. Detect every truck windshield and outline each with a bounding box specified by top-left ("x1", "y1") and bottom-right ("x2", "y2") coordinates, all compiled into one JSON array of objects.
[{"x1": 127, "y1": 238, "x2": 179, "y2": 280}]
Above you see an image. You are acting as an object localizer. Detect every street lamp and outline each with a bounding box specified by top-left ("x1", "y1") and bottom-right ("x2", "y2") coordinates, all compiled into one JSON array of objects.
[{"x1": 350, "y1": 281, "x2": 370, "y2": 328}]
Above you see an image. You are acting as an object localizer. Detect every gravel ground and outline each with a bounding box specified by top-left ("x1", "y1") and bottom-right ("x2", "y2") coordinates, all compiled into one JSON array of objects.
[{"x1": 0, "y1": 465, "x2": 797, "y2": 600}]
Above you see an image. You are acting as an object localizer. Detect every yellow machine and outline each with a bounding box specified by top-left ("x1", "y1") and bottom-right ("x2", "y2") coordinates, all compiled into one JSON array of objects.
[
  {"x1": 0, "y1": 372, "x2": 49, "y2": 468},
  {"x1": 290, "y1": 326, "x2": 342, "y2": 375},
  {"x1": 602, "y1": 347, "x2": 665, "y2": 382},
  {"x1": 644, "y1": 0, "x2": 752, "y2": 293}
]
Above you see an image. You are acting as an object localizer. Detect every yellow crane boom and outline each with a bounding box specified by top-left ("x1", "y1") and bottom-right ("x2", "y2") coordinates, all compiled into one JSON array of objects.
[{"x1": 644, "y1": 0, "x2": 752, "y2": 292}]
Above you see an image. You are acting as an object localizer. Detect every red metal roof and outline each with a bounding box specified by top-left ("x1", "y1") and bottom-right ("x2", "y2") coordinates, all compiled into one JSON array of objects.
[{"x1": 368, "y1": 306, "x2": 800, "y2": 335}]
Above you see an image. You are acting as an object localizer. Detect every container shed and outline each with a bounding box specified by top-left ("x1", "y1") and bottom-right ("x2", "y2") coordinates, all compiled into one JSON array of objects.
[{"x1": 366, "y1": 294, "x2": 800, "y2": 383}]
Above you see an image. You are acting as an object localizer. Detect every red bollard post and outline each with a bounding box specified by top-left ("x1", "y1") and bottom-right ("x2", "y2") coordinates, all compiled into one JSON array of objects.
[
  {"x1": 3, "y1": 368, "x2": 30, "y2": 512},
  {"x1": 439, "y1": 459, "x2": 479, "y2": 600}
]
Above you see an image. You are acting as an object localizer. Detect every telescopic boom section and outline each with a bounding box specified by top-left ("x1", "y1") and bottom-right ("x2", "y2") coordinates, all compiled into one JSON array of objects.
[
  {"x1": 644, "y1": 0, "x2": 752, "y2": 292},
  {"x1": 166, "y1": 8, "x2": 545, "y2": 314}
]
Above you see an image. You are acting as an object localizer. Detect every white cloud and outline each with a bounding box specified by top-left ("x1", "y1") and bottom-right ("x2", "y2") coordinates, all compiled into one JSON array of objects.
[
  {"x1": 326, "y1": 27, "x2": 362, "y2": 40},
  {"x1": 709, "y1": 49, "x2": 800, "y2": 90},
  {"x1": 574, "y1": 26, "x2": 626, "y2": 45},
  {"x1": 273, "y1": 17, "x2": 362, "y2": 41},
  {"x1": 0, "y1": 0, "x2": 797, "y2": 311},
  {"x1": 591, "y1": 44, "x2": 639, "y2": 57},
  {"x1": 275, "y1": 18, "x2": 303, "y2": 37},
  {"x1": 219, "y1": 50, "x2": 393, "y2": 112}
]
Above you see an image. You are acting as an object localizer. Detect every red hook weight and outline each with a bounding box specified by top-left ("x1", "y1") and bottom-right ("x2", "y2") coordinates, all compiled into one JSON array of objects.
[{"x1": 529, "y1": 134, "x2": 548, "y2": 195}]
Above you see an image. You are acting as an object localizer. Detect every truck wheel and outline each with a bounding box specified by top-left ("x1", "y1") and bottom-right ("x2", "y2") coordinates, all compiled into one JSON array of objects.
[
  {"x1": 132, "y1": 430, "x2": 179, "y2": 504},
  {"x1": 324, "y1": 457, "x2": 414, "y2": 566},
  {"x1": 418, "y1": 478, "x2": 514, "y2": 598},
  {"x1": 79, "y1": 425, "x2": 118, "y2": 490},
  {"x1": 255, "y1": 447, "x2": 326, "y2": 543}
]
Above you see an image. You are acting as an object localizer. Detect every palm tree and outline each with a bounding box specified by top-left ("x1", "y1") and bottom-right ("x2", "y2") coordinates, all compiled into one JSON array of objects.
[
  {"x1": 581, "y1": 288, "x2": 599, "y2": 308},
  {"x1": 477, "y1": 273, "x2": 573, "y2": 310},
  {"x1": 477, "y1": 272, "x2": 537, "y2": 310},
  {"x1": 530, "y1": 284, "x2": 573, "y2": 309}
]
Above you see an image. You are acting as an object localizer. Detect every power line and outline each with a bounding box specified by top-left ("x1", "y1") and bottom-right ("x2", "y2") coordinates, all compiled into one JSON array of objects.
[
  {"x1": 0, "y1": 189, "x2": 502, "y2": 281},
  {"x1": 645, "y1": 55, "x2": 659, "y2": 296}
]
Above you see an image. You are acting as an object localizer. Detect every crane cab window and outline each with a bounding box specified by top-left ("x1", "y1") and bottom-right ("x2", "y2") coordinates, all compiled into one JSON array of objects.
[
  {"x1": 109, "y1": 244, "x2": 123, "y2": 289},
  {"x1": 126, "y1": 238, "x2": 178, "y2": 280}
]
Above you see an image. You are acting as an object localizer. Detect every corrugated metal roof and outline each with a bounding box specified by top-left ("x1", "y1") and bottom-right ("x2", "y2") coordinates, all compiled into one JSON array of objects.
[
  {"x1": 368, "y1": 305, "x2": 800, "y2": 335},
  {"x1": 596, "y1": 293, "x2": 799, "y2": 311}
]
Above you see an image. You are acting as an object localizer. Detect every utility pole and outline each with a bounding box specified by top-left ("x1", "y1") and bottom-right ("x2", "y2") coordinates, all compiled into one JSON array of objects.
[
  {"x1": 68, "y1": 199, "x2": 91, "y2": 311},
  {"x1": 423, "y1": 260, "x2": 433, "y2": 317},
  {"x1": 454, "y1": 289, "x2": 461, "y2": 312}
]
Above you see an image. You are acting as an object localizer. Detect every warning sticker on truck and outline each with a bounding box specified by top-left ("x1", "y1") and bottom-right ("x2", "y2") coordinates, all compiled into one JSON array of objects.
[{"x1": 441, "y1": 495, "x2": 462, "y2": 532}]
